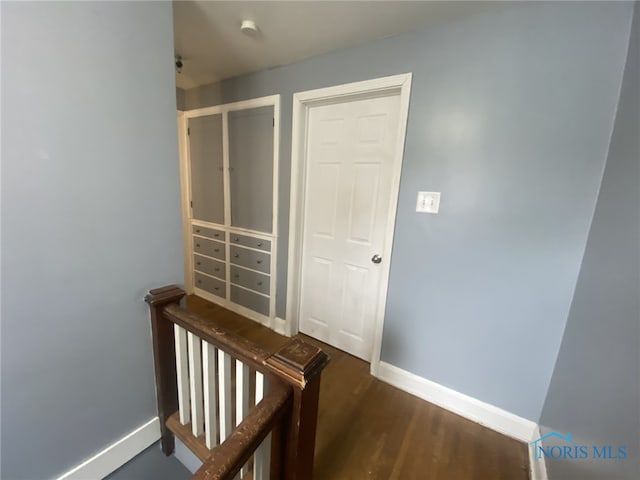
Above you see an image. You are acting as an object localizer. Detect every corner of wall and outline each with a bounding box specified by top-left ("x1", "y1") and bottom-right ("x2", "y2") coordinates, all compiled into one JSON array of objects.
[{"x1": 528, "y1": 426, "x2": 549, "y2": 480}]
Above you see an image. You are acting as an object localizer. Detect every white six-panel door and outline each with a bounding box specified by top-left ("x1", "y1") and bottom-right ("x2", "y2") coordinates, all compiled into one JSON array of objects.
[{"x1": 299, "y1": 93, "x2": 402, "y2": 361}]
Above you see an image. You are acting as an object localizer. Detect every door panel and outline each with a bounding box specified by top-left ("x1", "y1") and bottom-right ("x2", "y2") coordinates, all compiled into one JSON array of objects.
[
  {"x1": 347, "y1": 164, "x2": 380, "y2": 244},
  {"x1": 307, "y1": 163, "x2": 339, "y2": 238},
  {"x1": 339, "y1": 263, "x2": 368, "y2": 339},
  {"x1": 228, "y1": 106, "x2": 274, "y2": 233},
  {"x1": 189, "y1": 114, "x2": 224, "y2": 224},
  {"x1": 306, "y1": 256, "x2": 333, "y2": 331},
  {"x1": 299, "y1": 94, "x2": 402, "y2": 361}
]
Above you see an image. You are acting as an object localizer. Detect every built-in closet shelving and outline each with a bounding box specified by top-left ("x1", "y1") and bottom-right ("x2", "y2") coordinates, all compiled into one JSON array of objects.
[{"x1": 178, "y1": 95, "x2": 279, "y2": 327}]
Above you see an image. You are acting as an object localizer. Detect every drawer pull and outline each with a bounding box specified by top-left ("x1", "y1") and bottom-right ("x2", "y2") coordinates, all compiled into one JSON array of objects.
[
  {"x1": 256, "y1": 260, "x2": 263, "y2": 264},
  {"x1": 234, "y1": 254, "x2": 240, "y2": 258},
  {"x1": 233, "y1": 237, "x2": 239, "y2": 241},
  {"x1": 214, "y1": 248, "x2": 219, "y2": 252},
  {"x1": 196, "y1": 243, "x2": 200, "y2": 247},
  {"x1": 214, "y1": 287, "x2": 219, "y2": 291},
  {"x1": 257, "y1": 281, "x2": 263, "y2": 286},
  {"x1": 257, "y1": 242, "x2": 263, "y2": 247},
  {"x1": 234, "y1": 274, "x2": 240, "y2": 278},
  {"x1": 214, "y1": 233, "x2": 220, "y2": 237},
  {"x1": 197, "y1": 279, "x2": 202, "y2": 284},
  {"x1": 215, "y1": 268, "x2": 220, "y2": 272},
  {"x1": 196, "y1": 261, "x2": 201, "y2": 266},
  {"x1": 196, "y1": 228, "x2": 201, "y2": 233}
]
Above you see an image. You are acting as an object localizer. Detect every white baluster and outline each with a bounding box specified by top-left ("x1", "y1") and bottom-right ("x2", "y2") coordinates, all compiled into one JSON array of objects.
[
  {"x1": 255, "y1": 371, "x2": 265, "y2": 403},
  {"x1": 187, "y1": 332, "x2": 204, "y2": 436},
  {"x1": 174, "y1": 325, "x2": 191, "y2": 424},
  {"x1": 235, "y1": 360, "x2": 250, "y2": 478},
  {"x1": 218, "y1": 349, "x2": 232, "y2": 442},
  {"x1": 253, "y1": 372, "x2": 271, "y2": 480},
  {"x1": 236, "y1": 360, "x2": 250, "y2": 425},
  {"x1": 202, "y1": 341, "x2": 218, "y2": 448}
]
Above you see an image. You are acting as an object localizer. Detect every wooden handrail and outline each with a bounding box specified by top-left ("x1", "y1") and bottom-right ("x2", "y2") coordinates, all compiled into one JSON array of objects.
[
  {"x1": 193, "y1": 382, "x2": 292, "y2": 480},
  {"x1": 162, "y1": 302, "x2": 271, "y2": 372},
  {"x1": 145, "y1": 285, "x2": 330, "y2": 480}
]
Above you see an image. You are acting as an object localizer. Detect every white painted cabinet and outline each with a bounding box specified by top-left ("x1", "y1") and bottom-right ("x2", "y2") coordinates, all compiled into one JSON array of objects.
[{"x1": 178, "y1": 96, "x2": 279, "y2": 327}]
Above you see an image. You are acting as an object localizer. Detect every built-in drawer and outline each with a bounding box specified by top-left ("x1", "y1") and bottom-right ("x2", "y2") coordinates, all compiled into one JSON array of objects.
[
  {"x1": 194, "y1": 272, "x2": 226, "y2": 298},
  {"x1": 229, "y1": 245, "x2": 270, "y2": 274},
  {"x1": 194, "y1": 254, "x2": 225, "y2": 280},
  {"x1": 230, "y1": 285, "x2": 269, "y2": 316},
  {"x1": 230, "y1": 265, "x2": 270, "y2": 295},
  {"x1": 193, "y1": 237, "x2": 225, "y2": 261},
  {"x1": 229, "y1": 233, "x2": 271, "y2": 252},
  {"x1": 192, "y1": 225, "x2": 225, "y2": 241}
]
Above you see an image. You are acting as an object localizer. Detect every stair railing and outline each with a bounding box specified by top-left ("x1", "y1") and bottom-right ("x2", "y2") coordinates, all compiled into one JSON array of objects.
[{"x1": 145, "y1": 285, "x2": 329, "y2": 480}]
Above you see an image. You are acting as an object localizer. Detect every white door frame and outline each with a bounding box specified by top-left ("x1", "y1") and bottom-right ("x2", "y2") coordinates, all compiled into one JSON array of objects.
[{"x1": 286, "y1": 73, "x2": 412, "y2": 376}]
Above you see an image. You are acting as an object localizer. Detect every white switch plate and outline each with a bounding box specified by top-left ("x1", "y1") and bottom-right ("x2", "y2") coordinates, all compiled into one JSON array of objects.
[{"x1": 416, "y1": 191, "x2": 441, "y2": 213}]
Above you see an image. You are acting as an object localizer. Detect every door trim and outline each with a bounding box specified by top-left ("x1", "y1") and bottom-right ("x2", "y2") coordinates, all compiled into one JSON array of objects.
[{"x1": 286, "y1": 73, "x2": 412, "y2": 375}]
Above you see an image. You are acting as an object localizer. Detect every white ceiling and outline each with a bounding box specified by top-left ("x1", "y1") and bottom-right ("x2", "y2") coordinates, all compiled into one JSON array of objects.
[{"x1": 173, "y1": 1, "x2": 511, "y2": 90}]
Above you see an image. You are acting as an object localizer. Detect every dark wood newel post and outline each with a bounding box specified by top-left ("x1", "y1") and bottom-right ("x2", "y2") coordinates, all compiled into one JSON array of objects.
[
  {"x1": 265, "y1": 337, "x2": 330, "y2": 480},
  {"x1": 145, "y1": 285, "x2": 186, "y2": 455}
]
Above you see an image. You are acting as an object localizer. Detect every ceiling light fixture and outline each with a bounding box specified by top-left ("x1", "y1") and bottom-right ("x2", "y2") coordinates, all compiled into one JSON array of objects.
[{"x1": 240, "y1": 20, "x2": 259, "y2": 36}]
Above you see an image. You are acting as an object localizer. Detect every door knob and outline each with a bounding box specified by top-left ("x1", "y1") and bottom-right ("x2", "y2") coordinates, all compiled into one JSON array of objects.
[{"x1": 371, "y1": 254, "x2": 382, "y2": 264}]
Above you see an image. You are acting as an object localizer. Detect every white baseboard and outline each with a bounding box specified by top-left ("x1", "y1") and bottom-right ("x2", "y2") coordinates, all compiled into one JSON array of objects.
[
  {"x1": 529, "y1": 426, "x2": 549, "y2": 480},
  {"x1": 376, "y1": 362, "x2": 537, "y2": 443},
  {"x1": 55, "y1": 417, "x2": 160, "y2": 480},
  {"x1": 273, "y1": 317, "x2": 289, "y2": 336}
]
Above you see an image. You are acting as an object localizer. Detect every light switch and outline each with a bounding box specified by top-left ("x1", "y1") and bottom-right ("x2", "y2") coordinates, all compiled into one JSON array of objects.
[{"x1": 416, "y1": 191, "x2": 441, "y2": 213}]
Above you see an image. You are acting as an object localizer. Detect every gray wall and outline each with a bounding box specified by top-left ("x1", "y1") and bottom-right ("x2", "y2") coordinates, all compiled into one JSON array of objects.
[
  {"x1": 539, "y1": 4, "x2": 639, "y2": 479},
  {"x1": 176, "y1": 87, "x2": 186, "y2": 111},
  {"x1": 1, "y1": 2, "x2": 182, "y2": 478},
  {"x1": 182, "y1": 2, "x2": 632, "y2": 421}
]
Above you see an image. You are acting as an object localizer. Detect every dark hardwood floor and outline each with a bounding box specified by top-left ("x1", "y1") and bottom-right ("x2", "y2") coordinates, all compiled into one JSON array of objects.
[{"x1": 186, "y1": 295, "x2": 529, "y2": 480}]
